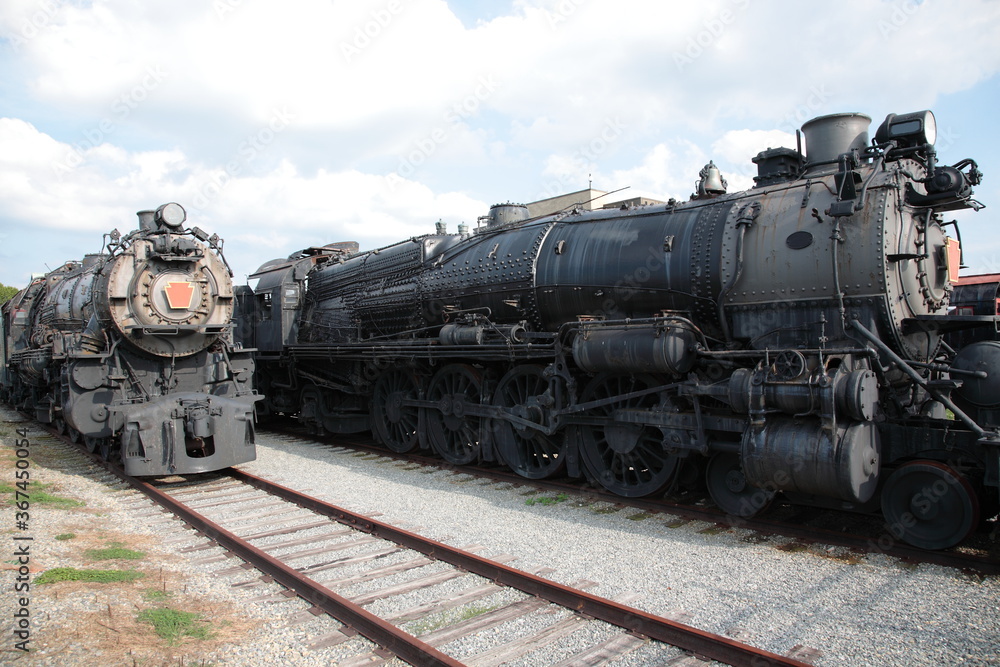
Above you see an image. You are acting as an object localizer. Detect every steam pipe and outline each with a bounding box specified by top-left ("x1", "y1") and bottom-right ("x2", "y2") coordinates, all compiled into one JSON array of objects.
[{"x1": 849, "y1": 318, "x2": 985, "y2": 437}]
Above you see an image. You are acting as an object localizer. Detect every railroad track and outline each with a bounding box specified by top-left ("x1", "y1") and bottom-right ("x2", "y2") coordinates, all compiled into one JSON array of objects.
[
  {"x1": 263, "y1": 423, "x2": 1000, "y2": 576},
  {"x1": 117, "y1": 467, "x2": 818, "y2": 666},
  {"x1": 7, "y1": 408, "x2": 822, "y2": 664}
]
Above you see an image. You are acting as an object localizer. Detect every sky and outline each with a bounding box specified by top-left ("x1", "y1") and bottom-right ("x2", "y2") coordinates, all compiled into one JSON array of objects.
[{"x1": 1, "y1": 0, "x2": 999, "y2": 287}]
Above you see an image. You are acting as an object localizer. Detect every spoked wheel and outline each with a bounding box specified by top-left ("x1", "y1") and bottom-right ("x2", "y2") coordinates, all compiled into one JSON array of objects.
[
  {"x1": 83, "y1": 435, "x2": 100, "y2": 454},
  {"x1": 880, "y1": 460, "x2": 981, "y2": 550},
  {"x1": 52, "y1": 416, "x2": 67, "y2": 435},
  {"x1": 491, "y1": 365, "x2": 565, "y2": 480},
  {"x1": 67, "y1": 427, "x2": 82, "y2": 444},
  {"x1": 425, "y1": 364, "x2": 484, "y2": 465},
  {"x1": 576, "y1": 374, "x2": 678, "y2": 497},
  {"x1": 706, "y1": 452, "x2": 774, "y2": 518},
  {"x1": 372, "y1": 369, "x2": 421, "y2": 453}
]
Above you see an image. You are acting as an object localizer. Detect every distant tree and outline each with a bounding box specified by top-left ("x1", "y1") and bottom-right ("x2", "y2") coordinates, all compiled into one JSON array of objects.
[{"x1": 0, "y1": 283, "x2": 20, "y2": 306}]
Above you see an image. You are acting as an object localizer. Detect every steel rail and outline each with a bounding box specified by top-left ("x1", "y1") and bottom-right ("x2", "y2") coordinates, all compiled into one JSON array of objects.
[
  {"x1": 116, "y1": 472, "x2": 465, "y2": 667},
  {"x1": 230, "y1": 468, "x2": 813, "y2": 667}
]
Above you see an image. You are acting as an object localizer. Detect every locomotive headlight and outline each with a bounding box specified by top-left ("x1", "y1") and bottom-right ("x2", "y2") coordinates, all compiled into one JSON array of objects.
[
  {"x1": 156, "y1": 202, "x2": 187, "y2": 228},
  {"x1": 875, "y1": 110, "x2": 937, "y2": 148}
]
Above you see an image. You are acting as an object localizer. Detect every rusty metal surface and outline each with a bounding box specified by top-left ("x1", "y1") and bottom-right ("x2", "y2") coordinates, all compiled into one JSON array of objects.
[
  {"x1": 231, "y1": 468, "x2": 813, "y2": 667},
  {"x1": 119, "y1": 470, "x2": 464, "y2": 667}
]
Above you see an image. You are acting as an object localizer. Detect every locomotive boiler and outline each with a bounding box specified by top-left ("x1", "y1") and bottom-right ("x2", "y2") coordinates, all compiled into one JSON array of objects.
[
  {"x1": 1, "y1": 203, "x2": 259, "y2": 475},
  {"x1": 239, "y1": 110, "x2": 996, "y2": 550}
]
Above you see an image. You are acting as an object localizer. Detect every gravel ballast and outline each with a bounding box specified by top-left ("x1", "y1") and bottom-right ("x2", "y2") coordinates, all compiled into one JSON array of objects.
[
  {"x1": 240, "y1": 434, "x2": 1000, "y2": 666},
  {"x1": 1, "y1": 411, "x2": 998, "y2": 666}
]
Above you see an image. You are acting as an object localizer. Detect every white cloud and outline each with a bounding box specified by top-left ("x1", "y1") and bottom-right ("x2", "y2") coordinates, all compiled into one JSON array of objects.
[
  {"x1": 5, "y1": 0, "x2": 998, "y2": 174},
  {"x1": 709, "y1": 129, "x2": 797, "y2": 191},
  {"x1": 0, "y1": 118, "x2": 487, "y2": 285},
  {"x1": 603, "y1": 140, "x2": 711, "y2": 202},
  {"x1": 711, "y1": 130, "x2": 796, "y2": 165},
  {"x1": 2, "y1": 0, "x2": 1000, "y2": 283}
]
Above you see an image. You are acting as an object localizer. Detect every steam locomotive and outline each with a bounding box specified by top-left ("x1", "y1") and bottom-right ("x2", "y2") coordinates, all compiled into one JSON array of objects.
[
  {"x1": 1, "y1": 203, "x2": 259, "y2": 476},
  {"x1": 237, "y1": 111, "x2": 996, "y2": 550}
]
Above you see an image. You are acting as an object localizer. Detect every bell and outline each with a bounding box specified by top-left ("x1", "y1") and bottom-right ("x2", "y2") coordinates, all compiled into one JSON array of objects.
[{"x1": 696, "y1": 160, "x2": 728, "y2": 197}]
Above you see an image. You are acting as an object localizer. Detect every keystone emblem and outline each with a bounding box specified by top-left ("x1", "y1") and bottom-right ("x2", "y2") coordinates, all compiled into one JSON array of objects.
[{"x1": 163, "y1": 281, "x2": 196, "y2": 309}]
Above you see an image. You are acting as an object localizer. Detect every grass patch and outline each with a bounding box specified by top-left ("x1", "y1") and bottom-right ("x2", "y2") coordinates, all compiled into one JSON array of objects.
[
  {"x1": 408, "y1": 602, "x2": 500, "y2": 635},
  {"x1": 0, "y1": 481, "x2": 84, "y2": 508},
  {"x1": 525, "y1": 492, "x2": 569, "y2": 506},
  {"x1": 85, "y1": 544, "x2": 146, "y2": 561},
  {"x1": 627, "y1": 511, "x2": 655, "y2": 521},
  {"x1": 55, "y1": 533, "x2": 76, "y2": 541},
  {"x1": 137, "y1": 607, "x2": 214, "y2": 645},
  {"x1": 144, "y1": 589, "x2": 174, "y2": 602},
  {"x1": 35, "y1": 567, "x2": 145, "y2": 584}
]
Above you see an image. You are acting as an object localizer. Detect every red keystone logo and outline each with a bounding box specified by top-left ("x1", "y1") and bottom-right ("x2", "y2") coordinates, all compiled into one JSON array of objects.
[{"x1": 163, "y1": 281, "x2": 196, "y2": 309}]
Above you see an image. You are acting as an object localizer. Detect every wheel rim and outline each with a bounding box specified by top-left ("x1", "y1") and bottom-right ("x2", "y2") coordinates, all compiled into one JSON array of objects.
[
  {"x1": 425, "y1": 364, "x2": 483, "y2": 465},
  {"x1": 881, "y1": 460, "x2": 980, "y2": 550},
  {"x1": 372, "y1": 369, "x2": 421, "y2": 453},
  {"x1": 577, "y1": 374, "x2": 678, "y2": 497},
  {"x1": 706, "y1": 452, "x2": 774, "y2": 518},
  {"x1": 492, "y1": 365, "x2": 565, "y2": 480}
]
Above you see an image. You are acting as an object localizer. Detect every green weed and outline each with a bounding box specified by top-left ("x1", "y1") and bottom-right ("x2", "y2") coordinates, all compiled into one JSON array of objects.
[
  {"x1": 0, "y1": 481, "x2": 84, "y2": 508},
  {"x1": 35, "y1": 567, "x2": 145, "y2": 584},
  {"x1": 137, "y1": 607, "x2": 214, "y2": 645},
  {"x1": 144, "y1": 589, "x2": 174, "y2": 602},
  {"x1": 85, "y1": 545, "x2": 146, "y2": 561},
  {"x1": 525, "y1": 493, "x2": 569, "y2": 506},
  {"x1": 408, "y1": 602, "x2": 500, "y2": 635}
]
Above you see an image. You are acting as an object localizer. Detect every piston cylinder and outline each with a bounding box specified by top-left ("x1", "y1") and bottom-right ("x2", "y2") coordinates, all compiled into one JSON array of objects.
[{"x1": 728, "y1": 367, "x2": 877, "y2": 422}]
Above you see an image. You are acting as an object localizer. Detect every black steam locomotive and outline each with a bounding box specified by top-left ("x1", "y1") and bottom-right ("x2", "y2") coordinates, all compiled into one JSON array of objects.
[
  {"x1": 237, "y1": 111, "x2": 996, "y2": 550},
  {"x1": 1, "y1": 203, "x2": 259, "y2": 475}
]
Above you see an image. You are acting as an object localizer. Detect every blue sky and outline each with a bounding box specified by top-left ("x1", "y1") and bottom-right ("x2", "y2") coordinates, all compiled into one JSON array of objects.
[{"x1": 1, "y1": 0, "x2": 999, "y2": 287}]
